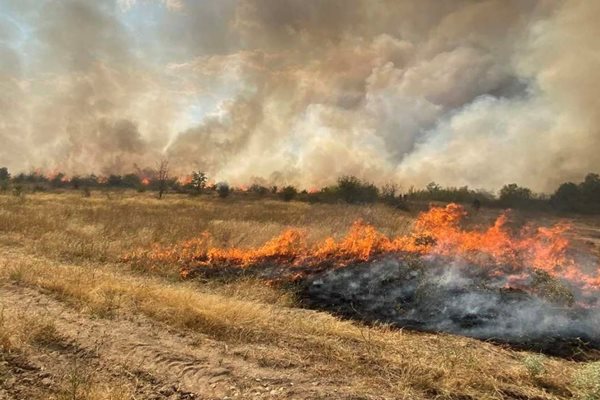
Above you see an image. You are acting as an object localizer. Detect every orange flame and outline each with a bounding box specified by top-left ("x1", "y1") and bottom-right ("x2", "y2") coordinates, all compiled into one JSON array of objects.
[
  {"x1": 178, "y1": 175, "x2": 193, "y2": 185},
  {"x1": 123, "y1": 204, "x2": 600, "y2": 291},
  {"x1": 141, "y1": 177, "x2": 150, "y2": 186}
]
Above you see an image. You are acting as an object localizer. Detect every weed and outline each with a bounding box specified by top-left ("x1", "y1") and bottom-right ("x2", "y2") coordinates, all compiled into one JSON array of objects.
[
  {"x1": 574, "y1": 362, "x2": 600, "y2": 400},
  {"x1": 522, "y1": 354, "x2": 546, "y2": 378}
]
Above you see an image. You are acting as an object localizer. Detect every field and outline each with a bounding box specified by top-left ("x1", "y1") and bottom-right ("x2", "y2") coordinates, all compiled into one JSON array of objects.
[{"x1": 1, "y1": 191, "x2": 599, "y2": 399}]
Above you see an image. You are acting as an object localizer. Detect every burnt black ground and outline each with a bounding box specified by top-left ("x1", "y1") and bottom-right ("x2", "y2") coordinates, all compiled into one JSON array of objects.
[{"x1": 299, "y1": 256, "x2": 600, "y2": 359}]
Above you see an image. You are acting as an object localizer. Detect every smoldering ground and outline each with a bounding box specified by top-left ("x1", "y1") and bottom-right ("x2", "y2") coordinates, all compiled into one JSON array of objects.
[
  {"x1": 302, "y1": 256, "x2": 600, "y2": 358},
  {"x1": 2, "y1": 0, "x2": 600, "y2": 191}
]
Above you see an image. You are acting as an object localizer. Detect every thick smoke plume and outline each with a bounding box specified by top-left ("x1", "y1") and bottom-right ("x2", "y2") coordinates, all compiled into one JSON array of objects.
[{"x1": 1, "y1": 0, "x2": 599, "y2": 190}]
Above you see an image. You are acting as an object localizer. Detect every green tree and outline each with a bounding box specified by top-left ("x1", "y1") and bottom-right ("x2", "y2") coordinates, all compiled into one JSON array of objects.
[
  {"x1": 426, "y1": 182, "x2": 441, "y2": 193},
  {"x1": 107, "y1": 174, "x2": 123, "y2": 187},
  {"x1": 249, "y1": 184, "x2": 269, "y2": 196},
  {"x1": 0, "y1": 167, "x2": 9, "y2": 182},
  {"x1": 216, "y1": 182, "x2": 230, "y2": 198},
  {"x1": 50, "y1": 172, "x2": 67, "y2": 188},
  {"x1": 0, "y1": 167, "x2": 9, "y2": 192},
  {"x1": 551, "y1": 182, "x2": 581, "y2": 211},
  {"x1": 336, "y1": 176, "x2": 378, "y2": 204},
  {"x1": 157, "y1": 160, "x2": 169, "y2": 199},
  {"x1": 122, "y1": 173, "x2": 141, "y2": 188},
  {"x1": 499, "y1": 183, "x2": 532, "y2": 206},
  {"x1": 191, "y1": 171, "x2": 207, "y2": 193},
  {"x1": 581, "y1": 173, "x2": 600, "y2": 204},
  {"x1": 279, "y1": 185, "x2": 297, "y2": 201}
]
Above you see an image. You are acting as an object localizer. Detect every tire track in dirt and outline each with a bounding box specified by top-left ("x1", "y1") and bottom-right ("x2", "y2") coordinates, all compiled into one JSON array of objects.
[{"x1": 0, "y1": 283, "x2": 350, "y2": 399}]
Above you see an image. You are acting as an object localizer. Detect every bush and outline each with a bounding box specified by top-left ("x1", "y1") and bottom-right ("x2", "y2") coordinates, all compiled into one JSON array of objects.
[
  {"x1": 191, "y1": 171, "x2": 207, "y2": 193},
  {"x1": 0, "y1": 167, "x2": 10, "y2": 182},
  {"x1": 12, "y1": 185, "x2": 23, "y2": 198},
  {"x1": 406, "y1": 182, "x2": 492, "y2": 205},
  {"x1": 279, "y1": 186, "x2": 297, "y2": 202},
  {"x1": 216, "y1": 182, "x2": 230, "y2": 198},
  {"x1": 581, "y1": 173, "x2": 600, "y2": 204},
  {"x1": 380, "y1": 183, "x2": 398, "y2": 200},
  {"x1": 499, "y1": 183, "x2": 534, "y2": 207},
  {"x1": 379, "y1": 183, "x2": 408, "y2": 209},
  {"x1": 335, "y1": 176, "x2": 379, "y2": 204},
  {"x1": 522, "y1": 354, "x2": 546, "y2": 378},
  {"x1": 550, "y1": 173, "x2": 600, "y2": 213},
  {"x1": 122, "y1": 173, "x2": 142, "y2": 188},
  {"x1": 107, "y1": 174, "x2": 123, "y2": 187},
  {"x1": 249, "y1": 184, "x2": 269, "y2": 196},
  {"x1": 551, "y1": 182, "x2": 581, "y2": 211}
]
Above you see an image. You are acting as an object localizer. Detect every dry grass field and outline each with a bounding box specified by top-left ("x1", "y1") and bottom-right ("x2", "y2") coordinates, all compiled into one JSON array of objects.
[{"x1": 1, "y1": 191, "x2": 599, "y2": 399}]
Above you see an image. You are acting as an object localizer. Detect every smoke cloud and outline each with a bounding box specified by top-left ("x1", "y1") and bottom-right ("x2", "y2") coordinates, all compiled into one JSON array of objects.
[{"x1": 1, "y1": 0, "x2": 599, "y2": 190}]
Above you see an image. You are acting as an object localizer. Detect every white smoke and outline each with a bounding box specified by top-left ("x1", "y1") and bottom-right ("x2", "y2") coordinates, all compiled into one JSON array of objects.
[
  {"x1": 1, "y1": 0, "x2": 599, "y2": 191},
  {"x1": 305, "y1": 256, "x2": 600, "y2": 355}
]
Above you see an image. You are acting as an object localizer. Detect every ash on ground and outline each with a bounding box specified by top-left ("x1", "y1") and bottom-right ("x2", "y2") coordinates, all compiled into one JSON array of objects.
[{"x1": 302, "y1": 256, "x2": 600, "y2": 358}]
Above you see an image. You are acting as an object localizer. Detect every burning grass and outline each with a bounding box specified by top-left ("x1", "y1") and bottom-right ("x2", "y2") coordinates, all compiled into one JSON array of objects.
[
  {"x1": 3, "y1": 192, "x2": 600, "y2": 398},
  {"x1": 123, "y1": 203, "x2": 600, "y2": 356},
  {"x1": 124, "y1": 203, "x2": 600, "y2": 294}
]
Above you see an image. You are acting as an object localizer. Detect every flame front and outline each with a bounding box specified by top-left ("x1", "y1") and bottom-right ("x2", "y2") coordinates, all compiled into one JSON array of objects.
[{"x1": 123, "y1": 204, "x2": 600, "y2": 291}]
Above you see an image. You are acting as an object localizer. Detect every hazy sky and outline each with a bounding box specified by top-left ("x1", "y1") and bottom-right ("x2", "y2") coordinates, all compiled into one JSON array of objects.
[{"x1": 1, "y1": 0, "x2": 599, "y2": 191}]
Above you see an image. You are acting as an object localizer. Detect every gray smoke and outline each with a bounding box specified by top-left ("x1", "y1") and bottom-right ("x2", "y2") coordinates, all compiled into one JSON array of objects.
[
  {"x1": 2, "y1": 0, "x2": 599, "y2": 190},
  {"x1": 304, "y1": 256, "x2": 600, "y2": 356}
]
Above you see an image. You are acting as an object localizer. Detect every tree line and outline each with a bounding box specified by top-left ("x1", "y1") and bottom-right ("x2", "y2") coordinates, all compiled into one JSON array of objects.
[{"x1": 0, "y1": 166, "x2": 599, "y2": 213}]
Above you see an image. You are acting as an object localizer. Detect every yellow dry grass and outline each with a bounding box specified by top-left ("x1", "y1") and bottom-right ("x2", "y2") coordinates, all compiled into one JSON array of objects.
[{"x1": 0, "y1": 190, "x2": 597, "y2": 399}]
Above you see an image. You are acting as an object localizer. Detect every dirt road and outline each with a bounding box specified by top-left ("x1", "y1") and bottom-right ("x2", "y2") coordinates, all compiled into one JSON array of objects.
[{"x1": 0, "y1": 283, "x2": 348, "y2": 399}]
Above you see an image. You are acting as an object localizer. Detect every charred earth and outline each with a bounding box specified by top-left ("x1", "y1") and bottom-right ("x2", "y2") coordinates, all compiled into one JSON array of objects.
[{"x1": 301, "y1": 256, "x2": 600, "y2": 359}]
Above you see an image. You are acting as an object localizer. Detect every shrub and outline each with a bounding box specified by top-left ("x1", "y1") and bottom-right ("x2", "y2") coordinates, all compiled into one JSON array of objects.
[
  {"x1": 191, "y1": 171, "x2": 207, "y2": 193},
  {"x1": 550, "y1": 173, "x2": 600, "y2": 213},
  {"x1": 406, "y1": 183, "x2": 492, "y2": 205},
  {"x1": 380, "y1": 183, "x2": 408, "y2": 209},
  {"x1": 551, "y1": 182, "x2": 581, "y2": 211},
  {"x1": 0, "y1": 167, "x2": 9, "y2": 180},
  {"x1": 0, "y1": 167, "x2": 10, "y2": 189},
  {"x1": 499, "y1": 183, "x2": 533, "y2": 207},
  {"x1": 249, "y1": 184, "x2": 269, "y2": 196},
  {"x1": 107, "y1": 174, "x2": 123, "y2": 187},
  {"x1": 522, "y1": 354, "x2": 546, "y2": 378},
  {"x1": 216, "y1": 182, "x2": 230, "y2": 198},
  {"x1": 12, "y1": 185, "x2": 23, "y2": 197},
  {"x1": 122, "y1": 173, "x2": 142, "y2": 188},
  {"x1": 581, "y1": 173, "x2": 600, "y2": 204},
  {"x1": 335, "y1": 176, "x2": 378, "y2": 204},
  {"x1": 279, "y1": 186, "x2": 297, "y2": 202}
]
